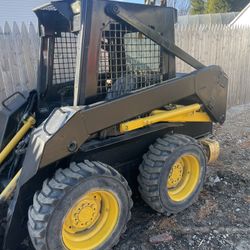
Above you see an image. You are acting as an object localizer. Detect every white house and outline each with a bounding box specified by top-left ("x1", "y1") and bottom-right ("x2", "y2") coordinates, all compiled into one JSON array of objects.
[{"x1": 230, "y1": 3, "x2": 250, "y2": 27}]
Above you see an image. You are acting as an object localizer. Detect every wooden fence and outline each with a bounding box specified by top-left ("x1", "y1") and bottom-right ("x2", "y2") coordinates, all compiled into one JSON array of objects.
[
  {"x1": 0, "y1": 22, "x2": 250, "y2": 107},
  {"x1": 175, "y1": 24, "x2": 250, "y2": 108},
  {"x1": 0, "y1": 22, "x2": 39, "y2": 101}
]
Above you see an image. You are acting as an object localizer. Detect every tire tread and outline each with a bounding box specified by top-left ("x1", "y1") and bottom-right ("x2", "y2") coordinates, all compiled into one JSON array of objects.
[
  {"x1": 28, "y1": 161, "x2": 132, "y2": 250},
  {"x1": 138, "y1": 134, "x2": 203, "y2": 215}
]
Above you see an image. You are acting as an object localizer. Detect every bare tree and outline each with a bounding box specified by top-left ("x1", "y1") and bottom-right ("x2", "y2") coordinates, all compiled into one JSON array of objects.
[
  {"x1": 145, "y1": 0, "x2": 190, "y2": 15},
  {"x1": 160, "y1": 0, "x2": 167, "y2": 6},
  {"x1": 167, "y1": 0, "x2": 190, "y2": 15},
  {"x1": 144, "y1": 0, "x2": 156, "y2": 5}
]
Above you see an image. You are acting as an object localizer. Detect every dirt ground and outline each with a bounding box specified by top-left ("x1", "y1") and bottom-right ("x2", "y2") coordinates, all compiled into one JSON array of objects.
[
  {"x1": 115, "y1": 104, "x2": 250, "y2": 250},
  {"x1": 1, "y1": 104, "x2": 250, "y2": 250}
]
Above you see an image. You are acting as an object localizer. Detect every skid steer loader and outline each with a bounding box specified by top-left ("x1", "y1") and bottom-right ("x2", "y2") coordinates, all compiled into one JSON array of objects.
[{"x1": 0, "y1": 0, "x2": 227, "y2": 249}]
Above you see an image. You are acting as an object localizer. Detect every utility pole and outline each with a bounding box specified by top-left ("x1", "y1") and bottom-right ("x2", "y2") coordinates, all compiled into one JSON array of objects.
[
  {"x1": 144, "y1": 0, "x2": 167, "y2": 6},
  {"x1": 144, "y1": 0, "x2": 156, "y2": 5}
]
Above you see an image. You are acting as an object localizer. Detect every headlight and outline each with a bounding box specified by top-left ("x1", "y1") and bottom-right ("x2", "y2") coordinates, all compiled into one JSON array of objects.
[{"x1": 71, "y1": 0, "x2": 81, "y2": 14}]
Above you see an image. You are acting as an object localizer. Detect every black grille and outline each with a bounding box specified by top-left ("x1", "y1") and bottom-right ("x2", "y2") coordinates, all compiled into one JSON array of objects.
[
  {"x1": 52, "y1": 32, "x2": 78, "y2": 85},
  {"x1": 98, "y1": 22, "x2": 163, "y2": 99}
]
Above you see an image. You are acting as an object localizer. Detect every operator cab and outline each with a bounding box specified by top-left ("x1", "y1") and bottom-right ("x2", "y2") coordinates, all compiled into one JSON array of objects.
[{"x1": 34, "y1": 0, "x2": 177, "y2": 116}]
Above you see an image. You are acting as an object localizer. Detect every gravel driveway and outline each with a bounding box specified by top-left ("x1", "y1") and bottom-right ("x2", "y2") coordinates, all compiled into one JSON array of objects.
[{"x1": 116, "y1": 104, "x2": 250, "y2": 250}]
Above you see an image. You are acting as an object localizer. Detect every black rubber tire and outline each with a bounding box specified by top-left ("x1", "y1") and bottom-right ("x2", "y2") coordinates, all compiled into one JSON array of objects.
[
  {"x1": 138, "y1": 134, "x2": 206, "y2": 215},
  {"x1": 28, "y1": 160, "x2": 133, "y2": 250}
]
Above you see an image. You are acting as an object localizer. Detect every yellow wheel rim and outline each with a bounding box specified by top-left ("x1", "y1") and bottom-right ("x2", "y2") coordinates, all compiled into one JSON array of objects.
[
  {"x1": 167, "y1": 154, "x2": 200, "y2": 202},
  {"x1": 62, "y1": 190, "x2": 119, "y2": 250}
]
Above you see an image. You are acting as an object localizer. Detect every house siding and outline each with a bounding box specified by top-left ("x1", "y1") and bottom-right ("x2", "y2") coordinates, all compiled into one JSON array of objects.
[{"x1": 230, "y1": 3, "x2": 250, "y2": 26}]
